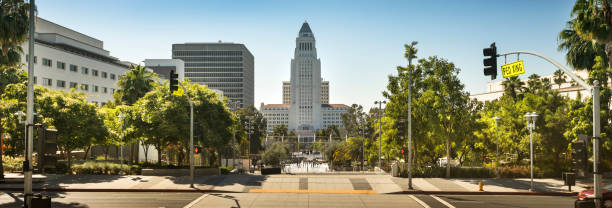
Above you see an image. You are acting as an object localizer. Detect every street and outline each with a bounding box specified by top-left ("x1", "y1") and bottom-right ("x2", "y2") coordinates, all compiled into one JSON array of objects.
[{"x1": 0, "y1": 192, "x2": 577, "y2": 208}]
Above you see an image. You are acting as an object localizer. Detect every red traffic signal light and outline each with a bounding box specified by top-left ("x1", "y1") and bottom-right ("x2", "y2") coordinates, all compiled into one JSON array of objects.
[
  {"x1": 401, "y1": 148, "x2": 404, "y2": 154},
  {"x1": 194, "y1": 146, "x2": 201, "y2": 154}
]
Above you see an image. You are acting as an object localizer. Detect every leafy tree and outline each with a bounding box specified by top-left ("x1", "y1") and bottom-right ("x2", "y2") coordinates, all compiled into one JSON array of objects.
[
  {"x1": 262, "y1": 142, "x2": 288, "y2": 167},
  {"x1": 37, "y1": 89, "x2": 107, "y2": 170},
  {"x1": 341, "y1": 104, "x2": 367, "y2": 137},
  {"x1": 570, "y1": 0, "x2": 612, "y2": 67},
  {"x1": 235, "y1": 105, "x2": 266, "y2": 155},
  {"x1": 273, "y1": 124, "x2": 289, "y2": 137}
]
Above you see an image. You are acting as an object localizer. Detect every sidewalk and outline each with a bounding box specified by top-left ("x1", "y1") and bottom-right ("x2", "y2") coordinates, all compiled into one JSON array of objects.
[{"x1": 0, "y1": 173, "x2": 608, "y2": 195}]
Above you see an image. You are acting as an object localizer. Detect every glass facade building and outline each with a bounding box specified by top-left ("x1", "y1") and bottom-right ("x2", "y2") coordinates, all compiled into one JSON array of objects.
[{"x1": 172, "y1": 43, "x2": 254, "y2": 107}]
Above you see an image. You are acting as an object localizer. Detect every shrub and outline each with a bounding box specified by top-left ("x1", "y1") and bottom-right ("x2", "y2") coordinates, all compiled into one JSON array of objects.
[
  {"x1": 71, "y1": 161, "x2": 130, "y2": 175},
  {"x1": 497, "y1": 166, "x2": 530, "y2": 178},
  {"x1": 219, "y1": 166, "x2": 233, "y2": 174},
  {"x1": 2, "y1": 156, "x2": 24, "y2": 172}
]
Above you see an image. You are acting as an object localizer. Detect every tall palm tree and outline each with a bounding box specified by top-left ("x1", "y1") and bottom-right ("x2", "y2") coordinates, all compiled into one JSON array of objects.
[
  {"x1": 570, "y1": 0, "x2": 612, "y2": 67},
  {"x1": 0, "y1": 0, "x2": 29, "y2": 66},
  {"x1": 501, "y1": 77, "x2": 524, "y2": 100},
  {"x1": 553, "y1": 70, "x2": 566, "y2": 89},
  {"x1": 114, "y1": 65, "x2": 157, "y2": 105},
  {"x1": 558, "y1": 20, "x2": 608, "y2": 70}
]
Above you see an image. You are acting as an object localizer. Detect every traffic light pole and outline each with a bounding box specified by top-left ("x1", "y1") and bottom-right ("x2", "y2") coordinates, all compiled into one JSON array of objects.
[
  {"x1": 178, "y1": 83, "x2": 195, "y2": 188},
  {"x1": 497, "y1": 50, "x2": 600, "y2": 206}
]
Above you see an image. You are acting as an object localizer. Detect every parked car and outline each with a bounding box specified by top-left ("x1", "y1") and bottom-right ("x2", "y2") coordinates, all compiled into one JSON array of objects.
[{"x1": 575, "y1": 183, "x2": 612, "y2": 208}]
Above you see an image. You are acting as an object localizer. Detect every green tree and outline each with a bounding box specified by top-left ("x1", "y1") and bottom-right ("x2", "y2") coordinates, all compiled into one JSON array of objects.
[
  {"x1": 114, "y1": 65, "x2": 157, "y2": 105},
  {"x1": 553, "y1": 70, "x2": 566, "y2": 89},
  {"x1": 558, "y1": 20, "x2": 608, "y2": 70},
  {"x1": 570, "y1": 0, "x2": 612, "y2": 67},
  {"x1": 262, "y1": 142, "x2": 289, "y2": 167}
]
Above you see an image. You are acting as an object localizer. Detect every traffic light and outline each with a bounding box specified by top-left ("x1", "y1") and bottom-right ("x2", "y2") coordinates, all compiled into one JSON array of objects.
[
  {"x1": 169, "y1": 70, "x2": 179, "y2": 93},
  {"x1": 194, "y1": 145, "x2": 202, "y2": 154},
  {"x1": 400, "y1": 148, "x2": 405, "y2": 155},
  {"x1": 37, "y1": 128, "x2": 58, "y2": 173},
  {"x1": 483, "y1": 42, "x2": 498, "y2": 80}
]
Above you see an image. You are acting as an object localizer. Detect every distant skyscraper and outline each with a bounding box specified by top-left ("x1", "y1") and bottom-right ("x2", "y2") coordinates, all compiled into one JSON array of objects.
[{"x1": 172, "y1": 42, "x2": 254, "y2": 107}]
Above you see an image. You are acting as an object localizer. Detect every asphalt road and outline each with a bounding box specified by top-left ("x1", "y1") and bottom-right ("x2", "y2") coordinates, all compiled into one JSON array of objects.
[{"x1": 0, "y1": 192, "x2": 578, "y2": 208}]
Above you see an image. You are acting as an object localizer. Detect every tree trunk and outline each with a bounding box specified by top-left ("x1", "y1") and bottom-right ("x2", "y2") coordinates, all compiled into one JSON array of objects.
[
  {"x1": 143, "y1": 143, "x2": 149, "y2": 164},
  {"x1": 606, "y1": 43, "x2": 612, "y2": 69},
  {"x1": 83, "y1": 145, "x2": 91, "y2": 160},
  {"x1": 67, "y1": 149, "x2": 72, "y2": 174},
  {"x1": 446, "y1": 138, "x2": 451, "y2": 178},
  {"x1": 155, "y1": 143, "x2": 162, "y2": 165},
  {"x1": 104, "y1": 145, "x2": 109, "y2": 161}
]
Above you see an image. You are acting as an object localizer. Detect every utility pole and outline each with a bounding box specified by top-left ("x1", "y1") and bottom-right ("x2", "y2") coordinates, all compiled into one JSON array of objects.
[
  {"x1": 374, "y1": 100, "x2": 386, "y2": 170},
  {"x1": 406, "y1": 41, "x2": 417, "y2": 190},
  {"x1": 24, "y1": 0, "x2": 36, "y2": 206}
]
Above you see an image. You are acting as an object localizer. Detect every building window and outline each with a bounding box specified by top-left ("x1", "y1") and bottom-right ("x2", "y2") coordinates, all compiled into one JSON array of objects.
[
  {"x1": 92, "y1": 69, "x2": 99, "y2": 77},
  {"x1": 42, "y1": 78, "x2": 52, "y2": 86},
  {"x1": 33, "y1": 76, "x2": 37, "y2": 84},
  {"x1": 102, "y1": 72, "x2": 108, "y2": 78},
  {"x1": 102, "y1": 87, "x2": 108, "y2": 93},
  {"x1": 70, "y1": 65, "x2": 78, "y2": 72},
  {"x1": 56, "y1": 61, "x2": 66, "y2": 70},
  {"x1": 69, "y1": 82, "x2": 78, "y2": 88},
  {"x1": 111, "y1": 88, "x2": 115, "y2": 94},
  {"x1": 42, "y1": 58, "x2": 52, "y2": 67},
  {"x1": 25, "y1": 55, "x2": 37, "y2": 64},
  {"x1": 93, "y1": 85, "x2": 99, "y2": 92},
  {"x1": 81, "y1": 84, "x2": 89, "y2": 91},
  {"x1": 56, "y1": 80, "x2": 66, "y2": 88},
  {"x1": 81, "y1": 67, "x2": 89, "y2": 74},
  {"x1": 110, "y1": 73, "x2": 116, "y2": 80}
]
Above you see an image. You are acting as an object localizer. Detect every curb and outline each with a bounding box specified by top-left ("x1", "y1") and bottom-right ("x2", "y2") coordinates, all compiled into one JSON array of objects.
[
  {"x1": 389, "y1": 190, "x2": 578, "y2": 196},
  {"x1": 0, "y1": 188, "x2": 242, "y2": 193}
]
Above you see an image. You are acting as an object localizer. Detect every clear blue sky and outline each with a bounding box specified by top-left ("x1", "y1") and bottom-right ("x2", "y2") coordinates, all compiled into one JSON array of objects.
[{"x1": 36, "y1": 0, "x2": 576, "y2": 110}]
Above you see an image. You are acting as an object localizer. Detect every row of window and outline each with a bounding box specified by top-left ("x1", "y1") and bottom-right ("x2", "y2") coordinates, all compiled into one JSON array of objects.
[
  {"x1": 185, "y1": 73, "x2": 243, "y2": 77},
  {"x1": 178, "y1": 57, "x2": 243, "y2": 62},
  {"x1": 173, "y1": 50, "x2": 243, "y2": 57},
  {"x1": 185, "y1": 68, "x2": 243, "y2": 73},
  {"x1": 207, "y1": 83, "x2": 243, "y2": 88},
  {"x1": 39, "y1": 77, "x2": 115, "y2": 93},
  {"x1": 191, "y1": 78, "x2": 243, "y2": 82},
  {"x1": 185, "y1": 62, "x2": 243, "y2": 67},
  {"x1": 27, "y1": 55, "x2": 117, "y2": 80}
]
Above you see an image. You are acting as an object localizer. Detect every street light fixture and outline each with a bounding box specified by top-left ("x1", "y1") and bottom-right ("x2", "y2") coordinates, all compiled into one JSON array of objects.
[
  {"x1": 494, "y1": 116, "x2": 501, "y2": 176},
  {"x1": 374, "y1": 100, "x2": 386, "y2": 170},
  {"x1": 525, "y1": 112, "x2": 538, "y2": 192}
]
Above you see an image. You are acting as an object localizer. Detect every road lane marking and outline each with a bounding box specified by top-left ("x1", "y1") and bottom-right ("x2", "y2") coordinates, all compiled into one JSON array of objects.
[
  {"x1": 408, "y1": 195, "x2": 431, "y2": 208},
  {"x1": 183, "y1": 194, "x2": 209, "y2": 208},
  {"x1": 248, "y1": 189, "x2": 376, "y2": 194},
  {"x1": 430, "y1": 195, "x2": 456, "y2": 208}
]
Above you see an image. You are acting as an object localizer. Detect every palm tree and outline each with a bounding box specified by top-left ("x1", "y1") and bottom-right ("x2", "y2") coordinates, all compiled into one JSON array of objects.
[
  {"x1": 0, "y1": 0, "x2": 29, "y2": 67},
  {"x1": 553, "y1": 70, "x2": 566, "y2": 89},
  {"x1": 114, "y1": 65, "x2": 157, "y2": 105},
  {"x1": 558, "y1": 20, "x2": 608, "y2": 70},
  {"x1": 501, "y1": 77, "x2": 524, "y2": 100},
  {"x1": 570, "y1": 0, "x2": 612, "y2": 67}
]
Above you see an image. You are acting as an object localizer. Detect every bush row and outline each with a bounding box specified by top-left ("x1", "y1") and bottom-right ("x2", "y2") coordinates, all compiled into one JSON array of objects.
[
  {"x1": 397, "y1": 165, "x2": 540, "y2": 178},
  {"x1": 71, "y1": 161, "x2": 132, "y2": 175}
]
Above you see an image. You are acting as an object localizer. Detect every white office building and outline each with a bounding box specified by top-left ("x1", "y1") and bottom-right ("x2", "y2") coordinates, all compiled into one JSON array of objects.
[
  {"x1": 21, "y1": 18, "x2": 130, "y2": 105},
  {"x1": 469, "y1": 70, "x2": 591, "y2": 102},
  {"x1": 261, "y1": 22, "x2": 349, "y2": 138}
]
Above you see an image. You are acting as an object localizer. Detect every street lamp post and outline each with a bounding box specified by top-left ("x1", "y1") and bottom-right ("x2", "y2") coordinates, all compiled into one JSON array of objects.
[
  {"x1": 525, "y1": 112, "x2": 538, "y2": 192},
  {"x1": 374, "y1": 100, "x2": 386, "y2": 170},
  {"x1": 118, "y1": 113, "x2": 126, "y2": 168},
  {"x1": 494, "y1": 116, "x2": 500, "y2": 176},
  {"x1": 406, "y1": 41, "x2": 417, "y2": 190}
]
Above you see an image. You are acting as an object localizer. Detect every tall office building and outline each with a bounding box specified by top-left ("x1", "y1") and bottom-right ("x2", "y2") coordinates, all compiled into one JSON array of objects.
[
  {"x1": 261, "y1": 22, "x2": 348, "y2": 137},
  {"x1": 21, "y1": 17, "x2": 130, "y2": 106},
  {"x1": 172, "y1": 42, "x2": 254, "y2": 107}
]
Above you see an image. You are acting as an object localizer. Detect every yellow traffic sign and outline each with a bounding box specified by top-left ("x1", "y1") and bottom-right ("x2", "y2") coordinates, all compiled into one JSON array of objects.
[
  {"x1": 501, "y1": 60, "x2": 525, "y2": 78},
  {"x1": 173, "y1": 87, "x2": 184, "y2": 96}
]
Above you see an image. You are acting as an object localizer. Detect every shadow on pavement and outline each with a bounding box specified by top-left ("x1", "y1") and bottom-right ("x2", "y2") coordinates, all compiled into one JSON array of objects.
[
  {"x1": 0, "y1": 192, "x2": 88, "y2": 208},
  {"x1": 210, "y1": 193, "x2": 241, "y2": 208}
]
